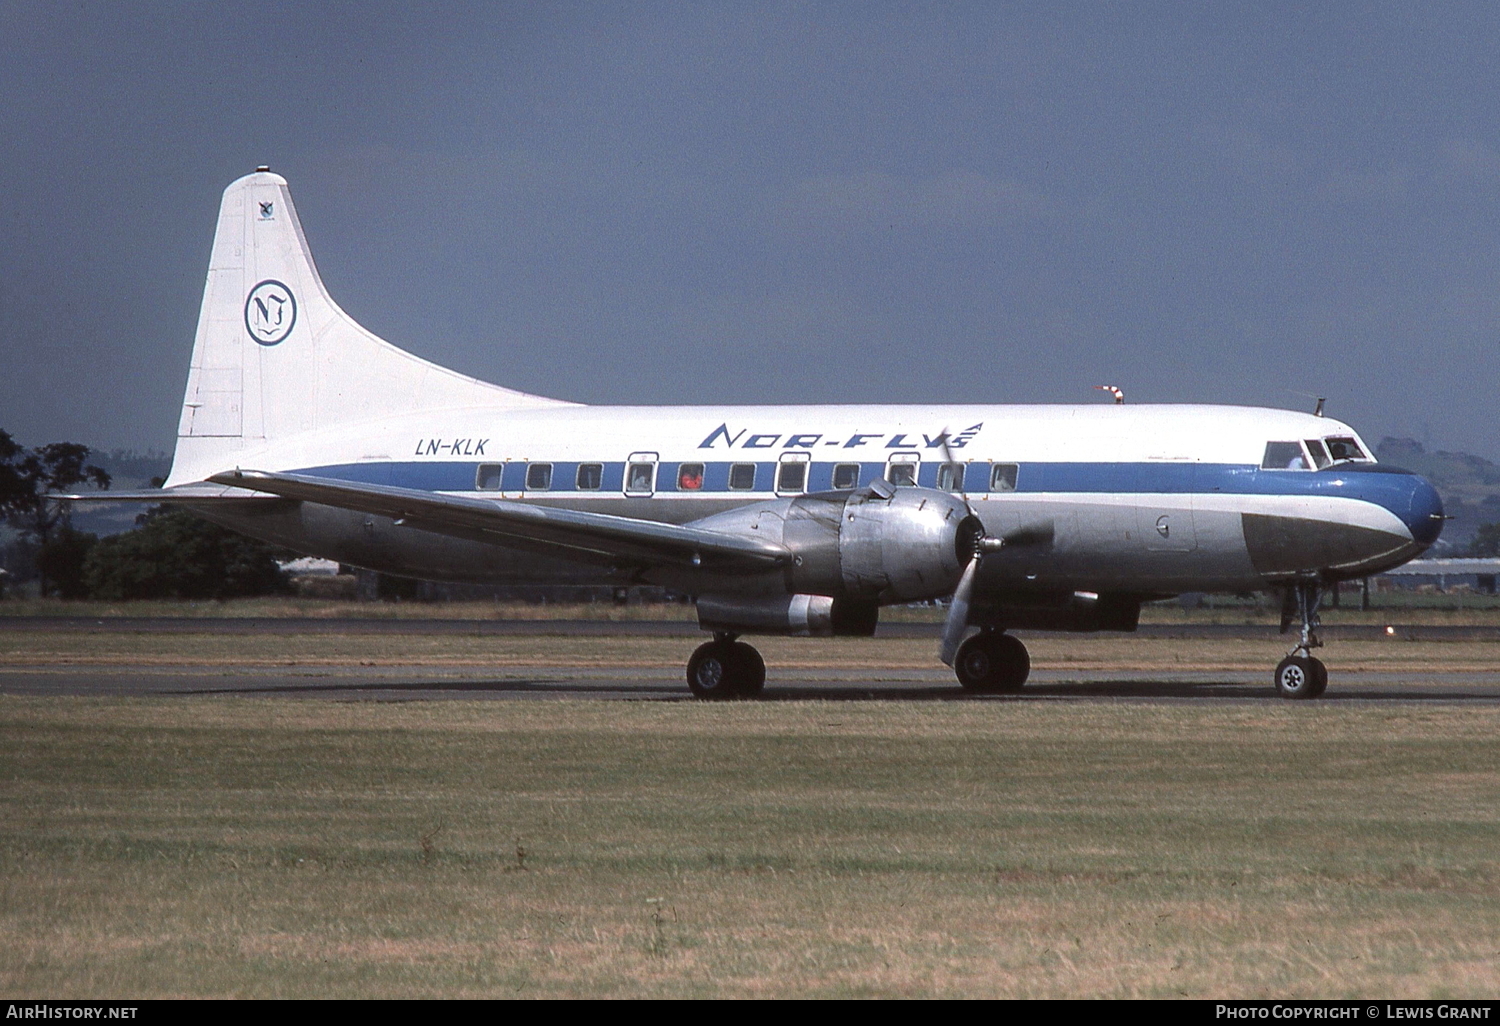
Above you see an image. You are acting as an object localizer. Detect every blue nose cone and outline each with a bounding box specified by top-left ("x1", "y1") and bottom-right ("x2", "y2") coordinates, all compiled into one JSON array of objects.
[{"x1": 1404, "y1": 474, "x2": 1445, "y2": 547}]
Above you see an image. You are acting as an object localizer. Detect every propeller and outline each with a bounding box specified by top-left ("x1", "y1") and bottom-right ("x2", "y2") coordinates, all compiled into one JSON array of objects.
[
  {"x1": 937, "y1": 430, "x2": 993, "y2": 666},
  {"x1": 934, "y1": 429, "x2": 1053, "y2": 665}
]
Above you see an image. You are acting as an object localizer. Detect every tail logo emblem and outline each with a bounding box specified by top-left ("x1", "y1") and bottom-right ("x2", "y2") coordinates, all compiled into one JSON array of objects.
[{"x1": 244, "y1": 280, "x2": 297, "y2": 346}]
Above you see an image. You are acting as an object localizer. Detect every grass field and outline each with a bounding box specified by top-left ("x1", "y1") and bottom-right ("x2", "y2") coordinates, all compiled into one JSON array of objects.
[
  {"x1": 2, "y1": 697, "x2": 1499, "y2": 998},
  {"x1": 4, "y1": 610, "x2": 1500, "y2": 998}
]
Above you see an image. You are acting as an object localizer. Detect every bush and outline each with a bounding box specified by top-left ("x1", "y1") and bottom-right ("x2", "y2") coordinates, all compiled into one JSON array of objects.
[
  {"x1": 82, "y1": 507, "x2": 289, "y2": 600},
  {"x1": 35, "y1": 527, "x2": 97, "y2": 600}
]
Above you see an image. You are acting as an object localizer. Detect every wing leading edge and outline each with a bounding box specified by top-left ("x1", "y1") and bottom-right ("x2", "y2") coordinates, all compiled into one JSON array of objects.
[{"x1": 206, "y1": 469, "x2": 791, "y2": 573}]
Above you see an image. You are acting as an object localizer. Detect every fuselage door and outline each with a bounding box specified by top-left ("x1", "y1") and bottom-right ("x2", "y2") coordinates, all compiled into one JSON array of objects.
[{"x1": 625, "y1": 451, "x2": 658, "y2": 497}]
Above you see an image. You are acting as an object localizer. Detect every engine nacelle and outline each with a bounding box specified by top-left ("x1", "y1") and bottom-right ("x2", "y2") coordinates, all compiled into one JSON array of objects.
[
  {"x1": 691, "y1": 484, "x2": 978, "y2": 604},
  {"x1": 696, "y1": 593, "x2": 880, "y2": 637}
]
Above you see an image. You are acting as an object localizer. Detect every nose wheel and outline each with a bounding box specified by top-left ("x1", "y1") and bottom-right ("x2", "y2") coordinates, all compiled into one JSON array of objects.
[
  {"x1": 1275, "y1": 654, "x2": 1327, "y2": 699},
  {"x1": 1276, "y1": 581, "x2": 1328, "y2": 700},
  {"x1": 686, "y1": 633, "x2": 766, "y2": 700}
]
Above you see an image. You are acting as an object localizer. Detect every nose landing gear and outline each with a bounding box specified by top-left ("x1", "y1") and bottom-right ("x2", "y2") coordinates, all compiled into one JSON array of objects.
[{"x1": 1276, "y1": 581, "x2": 1328, "y2": 699}]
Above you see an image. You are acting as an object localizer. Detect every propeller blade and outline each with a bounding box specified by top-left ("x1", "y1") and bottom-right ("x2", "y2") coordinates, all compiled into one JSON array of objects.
[
  {"x1": 938, "y1": 427, "x2": 970, "y2": 511},
  {"x1": 939, "y1": 554, "x2": 981, "y2": 666}
]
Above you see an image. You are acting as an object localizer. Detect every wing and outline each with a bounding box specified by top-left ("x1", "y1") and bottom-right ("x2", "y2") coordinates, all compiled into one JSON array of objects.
[{"x1": 206, "y1": 469, "x2": 790, "y2": 573}]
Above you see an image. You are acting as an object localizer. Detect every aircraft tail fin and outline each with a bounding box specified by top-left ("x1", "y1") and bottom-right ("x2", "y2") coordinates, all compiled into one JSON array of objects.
[{"x1": 166, "y1": 168, "x2": 568, "y2": 486}]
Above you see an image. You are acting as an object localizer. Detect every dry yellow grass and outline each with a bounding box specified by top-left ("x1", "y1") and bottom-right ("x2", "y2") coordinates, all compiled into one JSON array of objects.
[{"x1": 2, "y1": 699, "x2": 1498, "y2": 998}]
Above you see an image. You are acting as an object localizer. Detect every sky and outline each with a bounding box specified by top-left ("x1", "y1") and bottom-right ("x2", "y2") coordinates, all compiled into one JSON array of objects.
[{"x1": 4, "y1": 2, "x2": 1500, "y2": 460}]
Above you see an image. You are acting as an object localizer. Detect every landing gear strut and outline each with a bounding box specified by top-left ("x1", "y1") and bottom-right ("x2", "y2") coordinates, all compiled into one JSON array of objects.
[
  {"x1": 954, "y1": 630, "x2": 1030, "y2": 693},
  {"x1": 685, "y1": 632, "x2": 766, "y2": 700},
  {"x1": 1275, "y1": 580, "x2": 1328, "y2": 700}
]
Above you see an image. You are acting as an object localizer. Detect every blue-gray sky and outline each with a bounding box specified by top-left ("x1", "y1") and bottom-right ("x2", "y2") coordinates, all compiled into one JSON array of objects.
[{"x1": 4, "y1": 2, "x2": 1499, "y2": 458}]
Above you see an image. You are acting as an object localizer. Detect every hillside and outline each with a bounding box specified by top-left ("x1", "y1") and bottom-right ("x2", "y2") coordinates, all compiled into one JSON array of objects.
[{"x1": 1375, "y1": 438, "x2": 1500, "y2": 553}]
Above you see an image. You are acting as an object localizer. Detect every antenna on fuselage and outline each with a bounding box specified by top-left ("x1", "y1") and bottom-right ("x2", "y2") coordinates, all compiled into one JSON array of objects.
[
  {"x1": 1095, "y1": 384, "x2": 1124, "y2": 404},
  {"x1": 1290, "y1": 390, "x2": 1326, "y2": 417}
]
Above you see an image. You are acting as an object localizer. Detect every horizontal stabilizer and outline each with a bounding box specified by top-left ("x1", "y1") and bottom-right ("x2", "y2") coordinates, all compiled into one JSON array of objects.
[
  {"x1": 58, "y1": 483, "x2": 282, "y2": 503},
  {"x1": 208, "y1": 469, "x2": 791, "y2": 572}
]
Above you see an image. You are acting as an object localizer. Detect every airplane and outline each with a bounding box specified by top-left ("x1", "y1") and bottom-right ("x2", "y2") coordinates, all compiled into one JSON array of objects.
[{"x1": 76, "y1": 168, "x2": 1446, "y2": 700}]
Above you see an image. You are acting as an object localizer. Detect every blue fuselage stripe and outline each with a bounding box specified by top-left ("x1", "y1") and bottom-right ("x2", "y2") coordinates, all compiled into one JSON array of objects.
[{"x1": 293, "y1": 459, "x2": 1424, "y2": 524}]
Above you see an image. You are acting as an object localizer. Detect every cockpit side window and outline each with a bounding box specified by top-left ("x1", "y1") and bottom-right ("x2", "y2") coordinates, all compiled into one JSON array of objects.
[
  {"x1": 1304, "y1": 439, "x2": 1332, "y2": 469},
  {"x1": 1324, "y1": 436, "x2": 1368, "y2": 462},
  {"x1": 1262, "y1": 441, "x2": 1308, "y2": 470}
]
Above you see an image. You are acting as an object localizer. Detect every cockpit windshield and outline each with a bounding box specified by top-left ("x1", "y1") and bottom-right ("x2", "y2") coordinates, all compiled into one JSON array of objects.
[{"x1": 1263, "y1": 436, "x2": 1373, "y2": 471}]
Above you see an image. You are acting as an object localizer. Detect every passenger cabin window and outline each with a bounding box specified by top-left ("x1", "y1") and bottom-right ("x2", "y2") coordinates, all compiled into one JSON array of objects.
[
  {"x1": 626, "y1": 462, "x2": 655, "y2": 493},
  {"x1": 1262, "y1": 442, "x2": 1308, "y2": 470},
  {"x1": 1304, "y1": 439, "x2": 1332, "y2": 469},
  {"x1": 887, "y1": 463, "x2": 918, "y2": 487},
  {"x1": 728, "y1": 463, "x2": 756, "y2": 490},
  {"x1": 677, "y1": 463, "x2": 704, "y2": 490},
  {"x1": 777, "y1": 461, "x2": 806, "y2": 493},
  {"x1": 576, "y1": 463, "x2": 602, "y2": 490},
  {"x1": 990, "y1": 463, "x2": 1019, "y2": 492},
  {"x1": 1325, "y1": 436, "x2": 1368, "y2": 462},
  {"x1": 936, "y1": 463, "x2": 964, "y2": 492},
  {"x1": 525, "y1": 463, "x2": 553, "y2": 490},
  {"x1": 832, "y1": 463, "x2": 860, "y2": 490},
  {"x1": 475, "y1": 464, "x2": 503, "y2": 491}
]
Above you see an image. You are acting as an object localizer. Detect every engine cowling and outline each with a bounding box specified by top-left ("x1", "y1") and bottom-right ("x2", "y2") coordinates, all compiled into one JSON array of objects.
[{"x1": 692, "y1": 484, "x2": 979, "y2": 605}]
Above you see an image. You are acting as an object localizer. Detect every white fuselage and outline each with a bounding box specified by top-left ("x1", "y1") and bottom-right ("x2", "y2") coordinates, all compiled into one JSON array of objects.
[{"x1": 189, "y1": 401, "x2": 1440, "y2": 598}]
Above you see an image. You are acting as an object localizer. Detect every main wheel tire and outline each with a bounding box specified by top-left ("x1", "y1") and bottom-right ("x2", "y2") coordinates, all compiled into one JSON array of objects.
[
  {"x1": 1274, "y1": 655, "x2": 1326, "y2": 699},
  {"x1": 955, "y1": 632, "x2": 1030, "y2": 693},
  {"x1": 1305, "y1": 657, "x2": 1328, "y2": 699},
  {"x1": 686, "y1": 641, "x2": 740, "y2": 700},
  {"x1": 731, "y1": 642, "x2": 766, "y2": 698}
]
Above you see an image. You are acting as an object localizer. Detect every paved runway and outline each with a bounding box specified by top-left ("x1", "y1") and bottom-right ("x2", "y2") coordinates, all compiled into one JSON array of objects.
[
  {"x1": 6, "y1": 617, "x2": 1500, "y2": 703},
  {"x1": 6, "y1": 663, "x2": 1500, "y2": 703}
]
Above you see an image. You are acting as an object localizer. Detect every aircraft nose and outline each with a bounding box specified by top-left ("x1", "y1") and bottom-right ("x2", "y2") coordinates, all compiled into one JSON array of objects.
[{"x1": 1404, "y1": 473, "x2": 1445, "y2": 547}]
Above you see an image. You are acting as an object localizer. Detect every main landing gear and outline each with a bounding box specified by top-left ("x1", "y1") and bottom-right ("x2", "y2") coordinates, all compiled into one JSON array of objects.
[
  {"x1": 1275, "y1": 580, "x2": 1328, "y2": 700},
  {"x1": 685, "y1": 633, "x2": 766, "y2": 700},
  {"x1": 953, "y1": 629, "x2": 1030, "y2": 694}
]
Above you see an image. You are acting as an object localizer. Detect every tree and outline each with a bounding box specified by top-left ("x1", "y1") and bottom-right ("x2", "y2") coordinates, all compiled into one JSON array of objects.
[
  {"x1": 0, "y1": 430, "x2": 110, "y2": 596},
  {"x1": 1465, "y1": 522, "x2": 1500, "y2": 558},
  {"x1": 33, "y1": 526, "x2": 97, "y2": 600},
  {"x1": 82, "y1": 506, "x2": 289, "y2": 600},
  {"x1": 0, "y1": 430, "x2": 26, "y2": 514}
]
